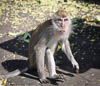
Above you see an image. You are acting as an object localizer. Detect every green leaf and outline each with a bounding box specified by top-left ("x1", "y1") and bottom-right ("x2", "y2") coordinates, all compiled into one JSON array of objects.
[
  {"x1": 72, "y1": 24, "x2": 78, "y2": 28},
  {"x1": 57, "y1": 45, "x2": 61, "y2": 51},
  {"x1": 23, "y1": 39, "x2": 30, "y2": 43},
  {"x1": 85, "y1": 3, "x2": 89, "y2": 7},
  {"x1": 90, "y1": 39, "x2": 96, "y2": 42},
  {"x1": 23, "y1": 32, "x2": 31, "y2": 39},
  {"x1": 36, "y1": 0, "x2": 41, "y2": 4},
  {"x1": 19, "y1": 32, "x2": 31, "y2": 43},
  {"x1": 95, "y1": 15, "x2": 100, "y2": 23},
  {"x1": 64, "y1": 0, "x2": 67, "y2": 2},
  {"x1": 71, "y1": 18, "x2": 78, "y2": 23}
]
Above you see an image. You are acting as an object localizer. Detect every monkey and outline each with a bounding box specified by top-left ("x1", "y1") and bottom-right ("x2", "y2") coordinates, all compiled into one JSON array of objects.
[{"x1": 0, "y1": 10, "x2": 79, "y2": 84}]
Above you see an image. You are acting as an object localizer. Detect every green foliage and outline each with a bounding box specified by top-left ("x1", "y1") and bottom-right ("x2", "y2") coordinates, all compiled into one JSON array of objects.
[
  {"x1": 36, "y1": 0, "x2": 41, "y2": 4},
  {"x1": 19, "y1": 32, "x2": 31, "y2": 43},
  {"x1": 64, "y1": 0, "x2": 68, "y2": 2},
  {"x1": 71, "y1": 18, "x2": 80, "y2": 28},
  {"x1": 72, "y1": 18, "x2": 79, "y2": 23},
  {"x1": 90, "y1": 39, "x2": 96, "y2": 42}
]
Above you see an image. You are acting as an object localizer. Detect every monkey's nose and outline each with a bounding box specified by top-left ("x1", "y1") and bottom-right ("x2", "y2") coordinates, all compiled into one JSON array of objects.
[{"x1": 61, "y1": 24, "x2": 64, "y2": 28}]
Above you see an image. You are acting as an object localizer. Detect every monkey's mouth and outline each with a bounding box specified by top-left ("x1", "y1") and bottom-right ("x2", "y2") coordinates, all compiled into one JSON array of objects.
[{"x1": 60, "y1": 29, "x2": 65, "y2": 32}]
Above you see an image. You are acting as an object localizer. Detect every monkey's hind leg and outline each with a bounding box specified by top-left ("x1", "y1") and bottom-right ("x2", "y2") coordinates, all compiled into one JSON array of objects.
[
  {"x1": 46, "y1": 48, "x2": 64, "y2": 81},
  {"x1": 35, "y1": 47, "x2": 49, "y2": 84}
]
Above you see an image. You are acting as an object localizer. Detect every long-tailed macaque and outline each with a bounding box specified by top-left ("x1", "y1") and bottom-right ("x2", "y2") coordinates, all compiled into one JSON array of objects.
[{"x1": 0, "y1": 10, "x2": 79, "y2": 84}]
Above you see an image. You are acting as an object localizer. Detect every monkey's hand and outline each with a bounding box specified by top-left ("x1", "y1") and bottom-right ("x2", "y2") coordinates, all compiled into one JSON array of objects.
[{"x1": 71, "y1": 60, "x2": 79, "y2": 73}]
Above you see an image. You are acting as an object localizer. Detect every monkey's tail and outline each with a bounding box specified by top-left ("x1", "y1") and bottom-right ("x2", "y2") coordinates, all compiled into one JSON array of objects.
[{"x1": 0, "y1": 67, "x2": 28, "y2": 79}]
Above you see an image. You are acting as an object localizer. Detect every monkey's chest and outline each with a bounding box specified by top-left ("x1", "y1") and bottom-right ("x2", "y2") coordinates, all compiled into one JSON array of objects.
[{"x1": 47, "y1": 33, "x2": 66, "y2": 48}]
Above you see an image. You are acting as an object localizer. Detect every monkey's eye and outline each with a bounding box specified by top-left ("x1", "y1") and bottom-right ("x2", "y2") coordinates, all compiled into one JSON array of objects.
[
  {"x1": 57, "y1": 19, "x2": 62, "y2": 21},
  {"x1": 64, "y1": 18, "x2": 68, "y2": 21}
]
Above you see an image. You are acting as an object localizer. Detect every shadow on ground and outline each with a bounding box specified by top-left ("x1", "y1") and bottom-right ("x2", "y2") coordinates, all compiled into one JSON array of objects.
[
  {"x1": 0, "y1": 19, "x2": 100, "y2": 81},
  {"x1": 56, "y1": 22, "x2": 100, "y2": 73}
]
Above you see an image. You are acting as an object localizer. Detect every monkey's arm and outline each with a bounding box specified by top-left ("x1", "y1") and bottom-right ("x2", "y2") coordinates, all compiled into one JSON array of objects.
[{"x1": 61, "y1": 40, "x2": 79, "y2": 73}]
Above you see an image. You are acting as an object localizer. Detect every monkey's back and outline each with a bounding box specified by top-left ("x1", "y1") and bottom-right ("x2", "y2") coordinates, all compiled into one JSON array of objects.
[
  {"x1": 28, "y1": 19, "x2": 53, "y2": 68},
  {"x1": 29, "y1": 19, "x2": 52, "y2": 52}
]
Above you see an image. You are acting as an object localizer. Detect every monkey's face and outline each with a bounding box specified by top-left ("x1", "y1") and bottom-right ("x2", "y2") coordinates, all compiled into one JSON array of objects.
[
  {"x1": 52, "y1": 10, "x2": 71, "y2": 32},
  {"x1": 52, "y1": 16, "x2": 71, "y2": 32},
  {"x1": 55, "y1": 17, "x2": 69, "y2": 32}
]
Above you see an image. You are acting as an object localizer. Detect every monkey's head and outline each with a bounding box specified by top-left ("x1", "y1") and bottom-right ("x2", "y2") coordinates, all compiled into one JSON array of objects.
[{"x1": 52, "y1": 10, "x2": 71, "y2": 32}]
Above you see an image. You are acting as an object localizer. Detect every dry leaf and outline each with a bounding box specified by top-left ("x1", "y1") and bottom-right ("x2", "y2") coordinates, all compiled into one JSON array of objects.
[{"x1": 0, "y1": 79, "x2": 7, "y2": 86}]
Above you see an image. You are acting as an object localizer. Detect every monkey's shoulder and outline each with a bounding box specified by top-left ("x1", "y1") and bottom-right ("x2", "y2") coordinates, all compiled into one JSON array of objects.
[
  {"x1": 32, "y1": 19, "x2": 52, "y2": 36},
  {"x1": 39, "y1": 19, "x2": 52, "y2": 30},
  {"x1": 29, "y1": 20, "x2": 52, "y2": 47}
]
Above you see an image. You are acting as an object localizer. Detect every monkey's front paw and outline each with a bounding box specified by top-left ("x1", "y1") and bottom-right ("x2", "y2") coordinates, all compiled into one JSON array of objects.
[
  {"x1": 72, "y1": 61, "x2": 79, "y2": 73},
  {"x1": 39, "y1": 78, "x2": 49, "y2": 84}
]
